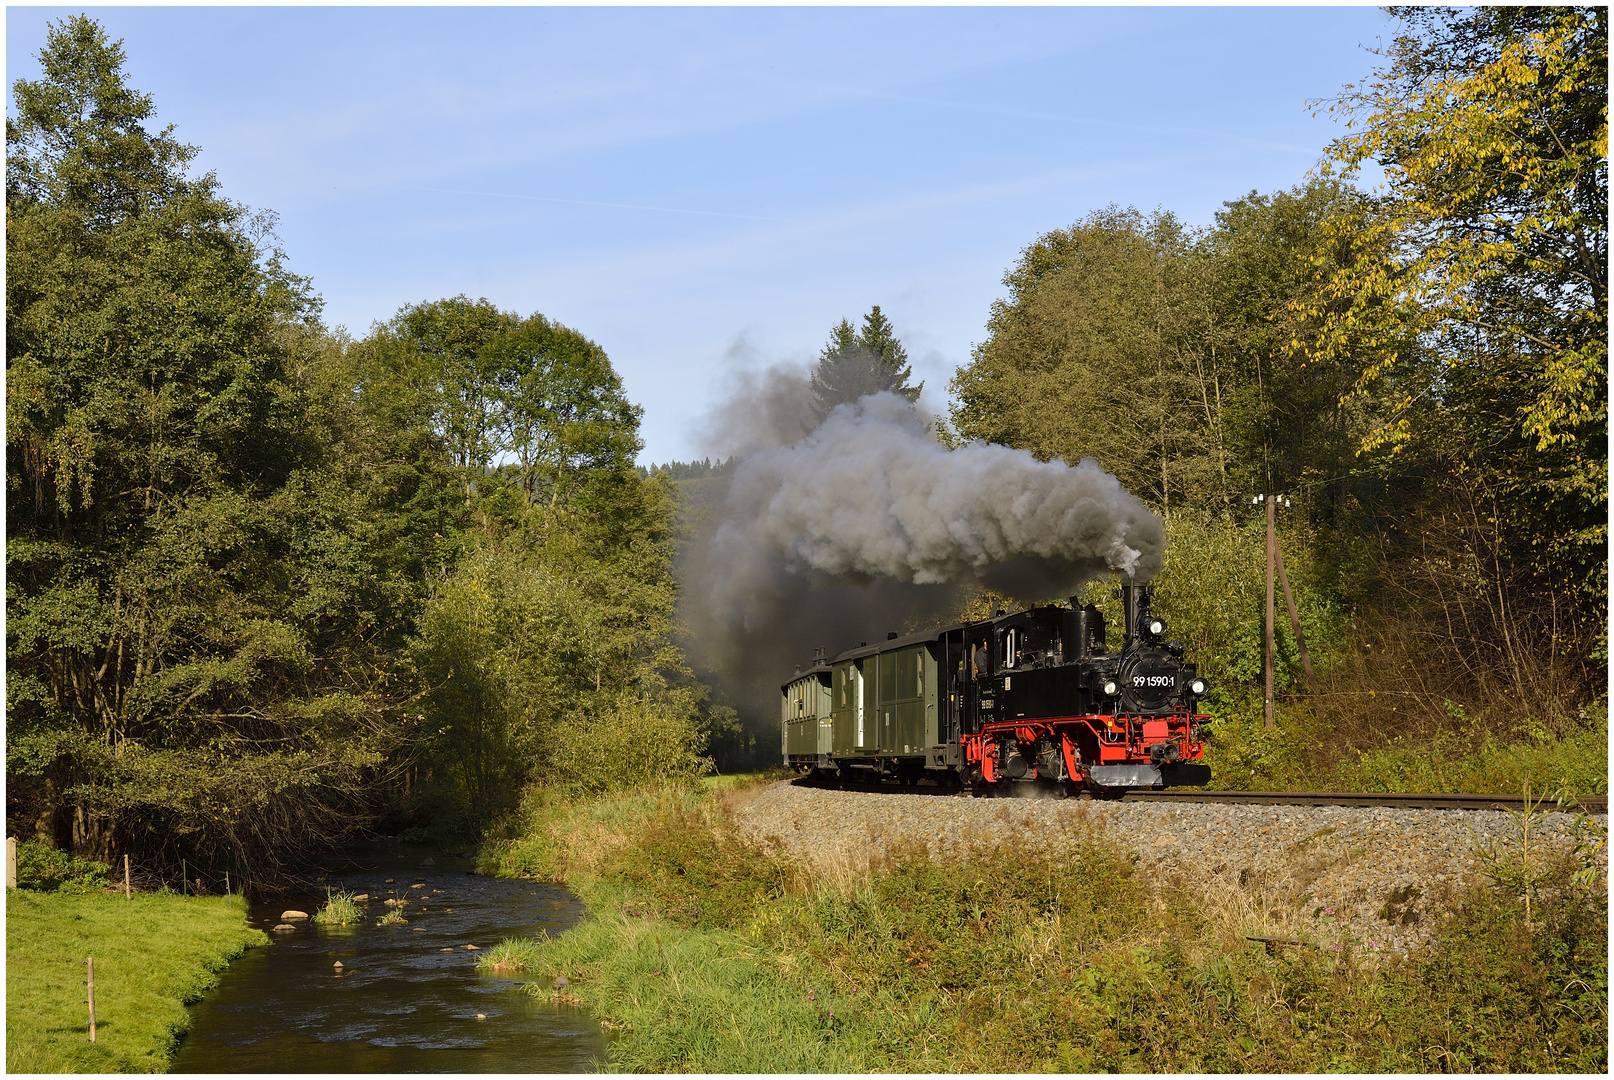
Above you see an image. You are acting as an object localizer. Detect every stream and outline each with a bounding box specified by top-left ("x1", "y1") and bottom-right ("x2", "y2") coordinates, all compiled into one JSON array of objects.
[{"x1": 171, "y1": 844, "x2": 607, "y2": 1072}]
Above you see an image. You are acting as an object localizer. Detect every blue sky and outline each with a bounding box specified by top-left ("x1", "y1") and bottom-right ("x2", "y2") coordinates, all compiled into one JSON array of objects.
[{"x1": 6, "y1": 5, "x2": 1395, "y2": 465}]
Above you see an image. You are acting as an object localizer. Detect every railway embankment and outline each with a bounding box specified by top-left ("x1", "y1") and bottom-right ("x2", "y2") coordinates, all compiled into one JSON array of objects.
[
  {"x1": 478, "y1": 774, "x2": 1607, "y2": 1072},
  {"x1": 734, "y1": 781, "x2": 1609, "y2": 957}
]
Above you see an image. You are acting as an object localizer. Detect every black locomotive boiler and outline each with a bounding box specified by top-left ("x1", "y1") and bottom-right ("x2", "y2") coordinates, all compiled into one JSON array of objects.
[{"x1": 781, "y1": 583, "x2": 1211, "y2": 793}]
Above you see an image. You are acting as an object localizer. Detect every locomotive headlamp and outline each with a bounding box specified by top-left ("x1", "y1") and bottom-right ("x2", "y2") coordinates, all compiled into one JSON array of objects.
[
  {"x1": 1147, "y1": 617, "x2": 1167, "y2": 636},
  {"x1": 1102, "y1": 678, "x2": 1119, "y2": 696},
  {"x1": 1189, "y1": 678, "x2": 1207, "y2": 696}
]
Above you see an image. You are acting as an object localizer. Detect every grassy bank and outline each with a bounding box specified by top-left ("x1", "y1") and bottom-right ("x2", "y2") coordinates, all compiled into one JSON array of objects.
[
  {"x1": 6, "y1": 889, "x2": 267, "y2": 1073},
  {"x1": 479, "y1": 777, "x2": 1608, "y2": 1072},
  {"x1": 1204, "y1": 702, "x2": 1608, "y2": 796}
]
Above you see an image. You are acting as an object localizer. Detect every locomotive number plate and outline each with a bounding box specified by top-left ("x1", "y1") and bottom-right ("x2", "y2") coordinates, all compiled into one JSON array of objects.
[{"x1": 1133, "y1": 675, "x2": 1175, "y2": 688}]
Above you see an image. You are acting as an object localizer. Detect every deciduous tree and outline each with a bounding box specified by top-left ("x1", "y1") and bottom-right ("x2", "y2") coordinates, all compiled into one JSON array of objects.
[{"x1": 6, "y1": 16, "x2": 410, "y2": 876}]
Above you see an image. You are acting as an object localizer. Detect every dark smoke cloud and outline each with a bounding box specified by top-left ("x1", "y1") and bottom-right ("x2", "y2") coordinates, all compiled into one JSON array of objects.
[
  {"x1": 725, "y1": 393, "x2": 1160, "y2": 586},
  {"x1": 678, "y1": 379, "x2": 1163, "y2": 728},
  {"x1": 692, "y1": 345, "x2": 818, "y2": 461}
]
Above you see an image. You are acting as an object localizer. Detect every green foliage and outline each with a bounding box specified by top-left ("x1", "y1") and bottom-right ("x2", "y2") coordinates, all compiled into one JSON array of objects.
[
  {"x1": 809, "y1": 305, "x2": 922, "y2": 422},
  {"x1": 406, "y1": 476, "x2": 711, "y2": 819},
  {"x1": 1308, "y1": 5, "x2": 1607, "y2": 456},
  {"x1": 481, "y1": 935, "x2": 545, "y2": 972},
  {"x1": 6, "y1": 18, "x2": 713, "y2": 864},
  {"x1": 14, "y1": 839, "x2": 110, "y2": 893},
  {"x1": 6, "y1": 16, "x2": 411, "y2": 874},
  {"x1": 1300, "y1": 6, "x2": 1606, "y2": 680},
  {"x1": 485, "y1": 783, "x2": 1608, "y2": 1073},
  {"x1": 355, "y1": 292, "x2": 714, "y2": 823},
  {"x1": 1328, "y1": 714, "x2": 1610, "y2": 797},
  {"x1": 5, "y1": 889, "x2": 265, "y2": 1073},
  {"x1": 1208, "y1": 180, "x2": 1379, "y2": 511},
  {"x1": 950, "y1": 206, "x2": 1227, "y2": 512},
  {"x1": 356, "y1": 296, "x2": 642, "y2": 520}
]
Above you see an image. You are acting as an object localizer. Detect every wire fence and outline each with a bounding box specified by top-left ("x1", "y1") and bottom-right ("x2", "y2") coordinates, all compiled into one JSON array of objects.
[{"x1": 109, "y1": 856, "x2": 242, "y2": 898}]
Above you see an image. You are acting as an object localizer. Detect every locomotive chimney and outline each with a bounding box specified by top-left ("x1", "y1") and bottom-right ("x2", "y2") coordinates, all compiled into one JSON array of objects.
[{"x1": 1120, "y1": 583, "x2": 1153, "y2": 643}]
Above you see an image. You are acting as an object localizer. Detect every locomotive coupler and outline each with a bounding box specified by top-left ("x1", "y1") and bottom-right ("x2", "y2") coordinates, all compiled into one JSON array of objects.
[{"x1": 1148, "y1": 739, "x2": 1183, "y2": 765}]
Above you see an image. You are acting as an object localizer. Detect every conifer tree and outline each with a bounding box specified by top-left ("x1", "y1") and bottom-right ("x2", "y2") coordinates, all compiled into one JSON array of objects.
[{"x1": 808, "y1": 305, "x2": 922, "y2": 422}]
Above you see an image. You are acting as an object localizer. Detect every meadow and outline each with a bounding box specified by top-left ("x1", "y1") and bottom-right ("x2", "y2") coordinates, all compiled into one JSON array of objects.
[{"x1": 5, "y1": 889, "x2": 266, "y2": 1073}]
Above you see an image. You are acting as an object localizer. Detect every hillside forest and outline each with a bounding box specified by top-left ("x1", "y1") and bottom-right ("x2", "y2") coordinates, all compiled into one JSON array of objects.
[{"x1": 7, "y1": 9, "x2": 1607, "y2": 884}]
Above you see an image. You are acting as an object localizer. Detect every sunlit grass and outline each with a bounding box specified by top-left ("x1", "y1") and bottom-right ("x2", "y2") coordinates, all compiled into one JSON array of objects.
[
  {"x1": 5, "y1": 889, "x2": 265, "y2": 1073},
  {"x1": 312, "y1": 889, "x2": 363, "y2": 926}
]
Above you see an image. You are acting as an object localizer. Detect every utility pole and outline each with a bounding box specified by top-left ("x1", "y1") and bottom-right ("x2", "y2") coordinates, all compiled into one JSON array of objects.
[
  {"x1": 1264, "y1": 494, "x2": 1277, "y2": 729},
  {"x1": 1256, "y1": 492, "x2": 1315, "y2": 728}
]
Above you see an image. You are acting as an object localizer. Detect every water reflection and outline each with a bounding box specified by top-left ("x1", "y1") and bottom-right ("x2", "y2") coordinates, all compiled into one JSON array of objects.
[{"x1": 172, "y1": 846, "x2": 604, "y2": 1073}]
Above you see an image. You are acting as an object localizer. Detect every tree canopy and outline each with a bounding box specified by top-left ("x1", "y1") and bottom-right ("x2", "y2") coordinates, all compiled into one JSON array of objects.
[
  {"x1": 7, "y1": 15, "x2": 399, "y2": 875},
  {"x1": 6, "y1": 17, "x2": 713, "y2": 874},
  {"x1": 1305, "y1": 5, "x2": 1607, "y2": 455}
]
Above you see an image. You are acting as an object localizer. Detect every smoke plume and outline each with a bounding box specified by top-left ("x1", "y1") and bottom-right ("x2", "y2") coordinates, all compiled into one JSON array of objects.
[{"x1": 678, "y1": 382, "x2": 1164, "y2": 729}]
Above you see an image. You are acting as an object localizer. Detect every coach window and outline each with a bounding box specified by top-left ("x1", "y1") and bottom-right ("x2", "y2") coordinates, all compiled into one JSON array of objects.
[{"x1": 855, "y1": 667, "x2": 866, "y2": 745}]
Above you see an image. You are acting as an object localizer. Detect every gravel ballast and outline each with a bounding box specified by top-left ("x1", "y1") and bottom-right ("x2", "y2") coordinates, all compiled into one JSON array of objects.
[{"x1": 733, "y1": 781, "x2": 1607, "y2": 956}]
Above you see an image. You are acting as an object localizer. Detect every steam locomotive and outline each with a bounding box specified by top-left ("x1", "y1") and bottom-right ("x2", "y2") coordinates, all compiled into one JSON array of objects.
[{"x1": 781, "y1": 583, "x2": 1211, "y2": 793}]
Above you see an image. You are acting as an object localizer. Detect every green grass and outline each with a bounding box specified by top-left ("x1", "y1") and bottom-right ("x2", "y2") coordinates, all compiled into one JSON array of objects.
[
  {"x1": 312, "y1": 890, "x2": 362, "y2": 926},
  {"x1": 6, "y1": 888, "x2": 267, "y2": 1073},
  {"x1": 480, "y1": 779, "x2": 1608, "y2": 1073},
  {"x1": 1204, "y1": 701, "x2": 1608, "y2": 795}
]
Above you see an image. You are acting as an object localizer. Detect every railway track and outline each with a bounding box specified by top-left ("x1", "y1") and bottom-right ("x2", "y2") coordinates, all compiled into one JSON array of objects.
[
  {"x1": 790, "y1": 775, "x2": 1607, "y2": 814},
  {"x1": 1119, "y1": 789, "x2": 1607, "y2": 814}
]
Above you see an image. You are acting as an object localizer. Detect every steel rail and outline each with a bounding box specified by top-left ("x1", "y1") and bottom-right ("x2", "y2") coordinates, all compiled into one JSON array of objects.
[
  {"x1": 789, "y1": 775, "x2": 1606, "y2": 813},
  {"x1": 1118, "y1": 790, "x2": 1608, "y2": 813}
]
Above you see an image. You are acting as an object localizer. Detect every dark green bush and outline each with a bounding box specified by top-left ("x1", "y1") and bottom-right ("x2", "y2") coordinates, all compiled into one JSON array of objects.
[{"x1": 15, "y1": 840, "x2": 110, "y2": 893}]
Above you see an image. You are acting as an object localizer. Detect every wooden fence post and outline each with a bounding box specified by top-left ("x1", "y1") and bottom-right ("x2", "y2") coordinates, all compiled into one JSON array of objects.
[
  {"x1": 6, "y1": 837, "x2": 16, "y2": 889},
  {"x1": 124, "y1": 855, "x2": 131, "y2": 900},
  {"x1": 86, "y1": 957, "x2": 97, "y2": 1042}
]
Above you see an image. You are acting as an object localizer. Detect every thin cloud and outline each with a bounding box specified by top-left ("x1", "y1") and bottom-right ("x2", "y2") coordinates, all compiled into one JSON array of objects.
[{"x1": 410, "y1": 186, "x2": 785, "y2": 223}]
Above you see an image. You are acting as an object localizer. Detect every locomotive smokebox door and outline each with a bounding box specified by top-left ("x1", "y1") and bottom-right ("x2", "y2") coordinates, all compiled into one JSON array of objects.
[{"x1": 1119, "y1": 651, "x2": 1178, "y2": 713}]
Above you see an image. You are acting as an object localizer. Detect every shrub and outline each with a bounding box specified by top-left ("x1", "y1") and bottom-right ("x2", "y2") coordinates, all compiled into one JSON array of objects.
[{"x1": 14, "y1": 840, "x2": 110, "y2": 893}]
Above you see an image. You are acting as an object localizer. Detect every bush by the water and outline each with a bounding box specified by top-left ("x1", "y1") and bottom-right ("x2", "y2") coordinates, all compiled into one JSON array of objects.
[
  {"x1": 15, "y1": 839, "x2": 110, "y2": 894},
  {"x1": 481, "y1": 780, "x2": 1608, "y2": 1073}
]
